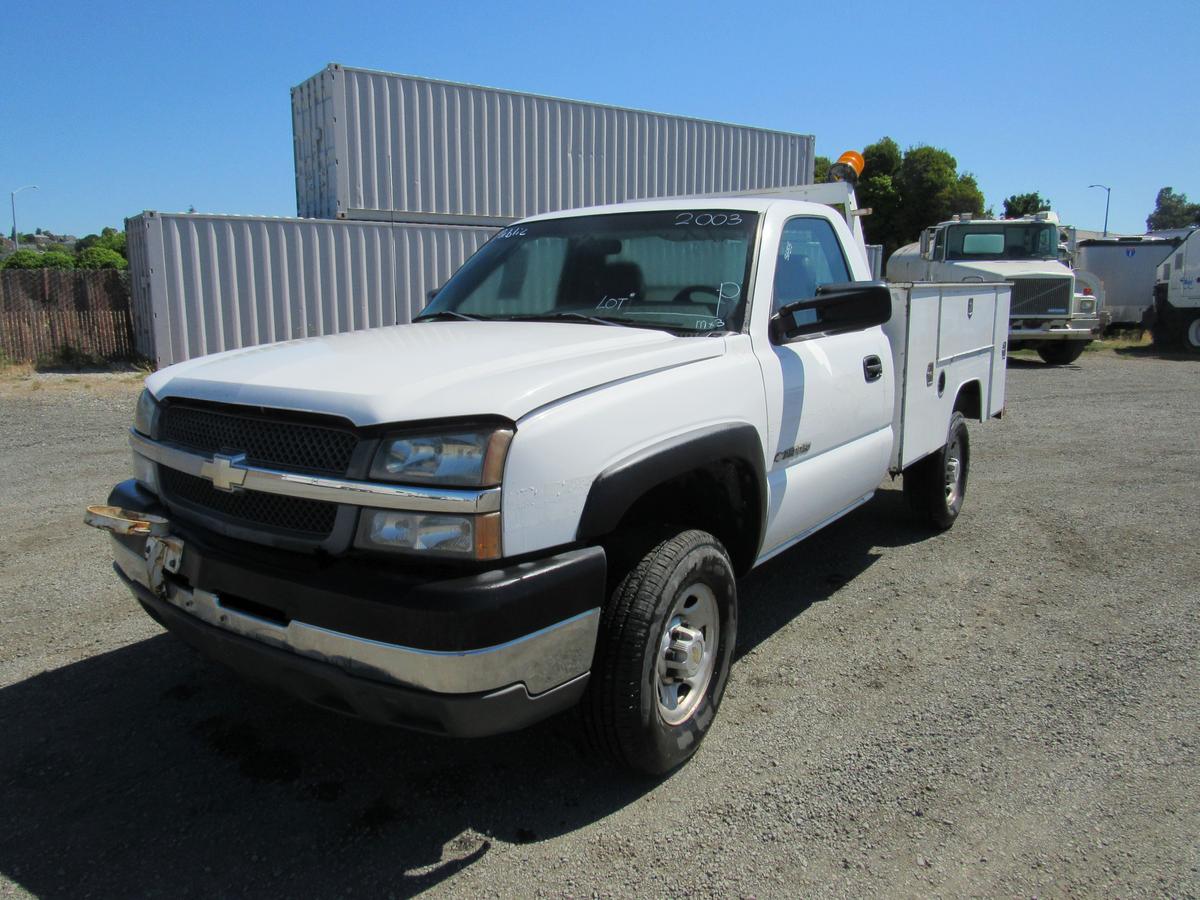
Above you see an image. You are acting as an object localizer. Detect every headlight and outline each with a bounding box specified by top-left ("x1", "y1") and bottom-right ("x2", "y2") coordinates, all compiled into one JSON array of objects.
[
  {"x1": 370, "y1": 426, "x2": 513, "y2": 486},
  {"x1": 355, "y1": 510, "x2": 502, "y2": 560},
  {"x1": 133, "y1": 389, "x2": 160, "y2": 437},
  {"x1": 1077, "y1": 297, "x2": 1097, "y2": 315}
]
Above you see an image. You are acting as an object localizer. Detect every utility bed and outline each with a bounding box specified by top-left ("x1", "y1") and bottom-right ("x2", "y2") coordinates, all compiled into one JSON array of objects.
[{"x1": 884, "y1": 282, "x2": 1010, "y2": 472}]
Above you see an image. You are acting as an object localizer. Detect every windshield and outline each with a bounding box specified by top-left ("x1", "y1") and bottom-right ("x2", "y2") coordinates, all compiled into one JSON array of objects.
[
  {"x1": 945, "y1": 223, "x2": 1059, "y2": 261},
  {"x1": 420, "y1": 209, "x2": 760, "y2": 333}
]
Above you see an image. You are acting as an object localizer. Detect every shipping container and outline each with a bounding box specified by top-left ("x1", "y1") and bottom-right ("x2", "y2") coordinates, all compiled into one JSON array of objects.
[
  {"x1": 292, "y1": 64, "x2": 814, "y2": 224},
  {"x1": 1076, "y1": 236, "x2": 1182, "y2": 324},
  {"x1": 126, "y1": 211, "x2": 496, "y2": 368}
]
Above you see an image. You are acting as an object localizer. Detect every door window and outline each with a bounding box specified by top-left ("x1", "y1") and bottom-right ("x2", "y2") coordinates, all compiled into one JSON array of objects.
[{"x1": 772, "y1": 217, "x2": 851, "y2": 314}]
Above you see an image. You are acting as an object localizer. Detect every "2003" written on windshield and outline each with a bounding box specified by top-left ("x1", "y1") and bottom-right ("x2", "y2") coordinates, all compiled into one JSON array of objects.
[{"x1": 674, "y1": 212, "x2": 744, "y2": 227}]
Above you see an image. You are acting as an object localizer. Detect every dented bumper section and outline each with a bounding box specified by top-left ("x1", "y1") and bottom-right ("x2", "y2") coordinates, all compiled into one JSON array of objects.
[{"x1": 87, "y1": 481, "x2": 606, "y2": 736}]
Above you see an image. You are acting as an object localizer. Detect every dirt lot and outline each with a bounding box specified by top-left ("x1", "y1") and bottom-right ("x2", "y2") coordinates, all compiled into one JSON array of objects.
[{"x1": 0, "y1": 351, "x2": 1197, "y2": 898}]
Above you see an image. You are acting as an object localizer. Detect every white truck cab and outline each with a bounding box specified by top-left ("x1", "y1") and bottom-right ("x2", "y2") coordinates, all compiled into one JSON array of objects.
[
  {"x1": 1152, "y1": 226, "x2": 1200, "y2": 352},
  {"x1": 888, "y1": 212, "x2": 1102, "y2": 365},
  {"x1": 87, "y1": 176, "x2": 1010, "y2": 774}
]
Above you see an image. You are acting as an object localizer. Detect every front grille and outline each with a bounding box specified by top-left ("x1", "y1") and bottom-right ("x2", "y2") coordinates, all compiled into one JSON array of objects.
[
  {"x1": 1008, "y1": 278, "x2": 1072, "y2": 317},
  {"x1": 160, "y1": 403, "x2": 357, "y2": 475},
  {"x1": 160, "y1": 467, "x2": 338, "y2": 537}
]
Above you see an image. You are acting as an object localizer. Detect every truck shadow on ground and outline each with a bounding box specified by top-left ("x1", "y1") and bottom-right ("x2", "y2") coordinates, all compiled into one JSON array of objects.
[
  {"x1": 0, "y1": 488, "x2": 930, "y2": 898},
  {"x1": 1112, "y1": 345, "x2": 1198, "y2": 362}
]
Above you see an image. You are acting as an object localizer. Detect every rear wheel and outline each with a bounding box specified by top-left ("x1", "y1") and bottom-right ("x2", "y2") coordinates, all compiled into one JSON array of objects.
[
  {"x1": 904, "y1": 411, "x2": 970, "y2": 531},
  {"x1": 1036, "y1": 341, "x2": 1087, "y2": 365},
  {"x1": 581, "y1": 529, "x2": 737, "y2": 775}
]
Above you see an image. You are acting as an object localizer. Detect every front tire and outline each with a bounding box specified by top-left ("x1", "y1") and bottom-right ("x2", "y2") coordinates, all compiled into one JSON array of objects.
[
  {"x1": 1184, "y1": 315, "x2": 1200, "y2": 354},
  {"x1": 904, "y1": 411, "x2": 970, "y2": 530},
  {"x1": 1036, "y1": 341, "x2": 1087, "y2": 365},
  {"x1": 582, "y1": 529, "x2": 737, "y2": 775}
]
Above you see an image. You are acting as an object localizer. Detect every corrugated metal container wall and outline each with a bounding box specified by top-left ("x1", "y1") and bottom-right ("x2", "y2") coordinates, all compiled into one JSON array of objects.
[
  {"x1": 126, "y1": 211, "x2": 496, "y2": 368},
  {"x1": 1075, "y1": 239, "x2": 1179, "y2": 324},
  {"x1": 293, "y1": 64, "x2": 814, "y2": 223}
]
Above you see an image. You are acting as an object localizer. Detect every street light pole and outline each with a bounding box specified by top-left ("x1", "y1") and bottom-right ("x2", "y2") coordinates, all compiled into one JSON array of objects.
[
  {"x1": 10, "y1": 184, "x2": 38, "y2": 248},
  {"x1": 1088, "y1": 184, "x2": 1111, "y2": 236}
]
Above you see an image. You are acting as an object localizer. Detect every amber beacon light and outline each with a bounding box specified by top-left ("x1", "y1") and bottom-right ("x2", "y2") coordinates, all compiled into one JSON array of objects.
[{"x1": 828, "y1": 150, "x2": 865, "y2": 186}]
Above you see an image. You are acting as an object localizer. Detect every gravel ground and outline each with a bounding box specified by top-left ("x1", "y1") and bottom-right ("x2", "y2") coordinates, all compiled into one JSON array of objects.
[{"x1": 0, "y1": 351, "x2": 1196, "y2": 898}]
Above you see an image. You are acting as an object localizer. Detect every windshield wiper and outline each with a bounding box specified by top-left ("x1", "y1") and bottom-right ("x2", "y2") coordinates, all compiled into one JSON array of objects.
[
  {"x1": 507, "y1": 312, "x2": 631, "y2": 327},
  {"x1": 413, "y1": 310, "x2": 486, "y2": 322}
]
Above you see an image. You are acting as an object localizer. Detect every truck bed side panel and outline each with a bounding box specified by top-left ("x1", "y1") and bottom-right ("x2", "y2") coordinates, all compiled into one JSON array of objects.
[{"x1": 885, "y1": 283, "x2": 1010, "y2": 471}]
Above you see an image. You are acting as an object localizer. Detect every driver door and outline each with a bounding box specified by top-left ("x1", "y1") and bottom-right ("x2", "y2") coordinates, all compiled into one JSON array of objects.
[{"x1": 754, "y1": 215, "x2": 894, "y2": 559}]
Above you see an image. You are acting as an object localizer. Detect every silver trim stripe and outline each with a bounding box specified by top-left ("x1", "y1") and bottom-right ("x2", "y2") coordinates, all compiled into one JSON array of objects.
[{"x1": 130, "y1": 430, "x2": 501, "y2": 514}]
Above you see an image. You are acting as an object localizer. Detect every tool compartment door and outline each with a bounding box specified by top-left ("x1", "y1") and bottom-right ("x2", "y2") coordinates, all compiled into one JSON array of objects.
[{"x1": 891, "y1": 283, "x2": 1008, "y2": 471}]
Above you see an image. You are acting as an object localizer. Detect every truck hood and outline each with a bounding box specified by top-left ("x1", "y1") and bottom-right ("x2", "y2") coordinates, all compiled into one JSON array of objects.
[
  {"x1": 145, "y1": 322, "x2": 725, "y2": 426},
  {"x1": 944, "y1": 260, "x2": 1073, "y2": 281}
]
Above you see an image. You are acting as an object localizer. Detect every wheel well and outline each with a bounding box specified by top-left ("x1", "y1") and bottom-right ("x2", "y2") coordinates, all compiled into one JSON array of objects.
[
  {"x1": 954, "y1": 380, "x2": 982, "y2": 420},
  {"x1": 607, "y1": 459, "x2": 761, "y2": 576}
]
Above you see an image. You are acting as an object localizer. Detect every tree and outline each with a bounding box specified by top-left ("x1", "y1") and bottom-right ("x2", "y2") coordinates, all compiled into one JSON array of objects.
[
  {"x1": 812, "y1": 155, "x2": 831, "y2": 184},
  {"x1": 849, "y1": 139, "x2": 985, "y2": 256},
  {"x1": 1147, "y1": 187, "x2": 1200, "y2": 230},
  {"x1": 76, "y1": 246, "x2": 128, "y2": 270},
  {"x1": 76, "y1": 226, "x2": 127, "y2": 260},
  {"x1": 1003, "y1": 192, "x2": 1052, "y2": 218},
  {"x1": 856, "y1": 138, "x2": 905, "y2": 255}
]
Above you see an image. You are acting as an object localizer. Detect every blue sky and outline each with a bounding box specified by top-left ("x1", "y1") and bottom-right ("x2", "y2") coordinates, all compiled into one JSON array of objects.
[{"x1": 2, "y1": 0, "x2": 1195, "y2": 238}]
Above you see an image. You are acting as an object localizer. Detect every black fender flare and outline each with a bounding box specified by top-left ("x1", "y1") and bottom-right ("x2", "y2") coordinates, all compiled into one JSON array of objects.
[{"x1": 575, "y1": 422, "x2": 768, "y2": 563}]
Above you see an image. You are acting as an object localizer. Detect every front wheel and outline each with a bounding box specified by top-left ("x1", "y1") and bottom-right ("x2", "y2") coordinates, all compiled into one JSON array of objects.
[
  {"x1": 1036, "y1": 341, "x2": 1087, "y2": 365},
  {"x1": 581, "y1": 529, "x2": 737, "y2": 774},
  {"x1": 1184, "y1": 315, "x2": 1200, "y2": 354},
  {"x1": 904, "y1": 411, "x2": 970, "y2": 530}
]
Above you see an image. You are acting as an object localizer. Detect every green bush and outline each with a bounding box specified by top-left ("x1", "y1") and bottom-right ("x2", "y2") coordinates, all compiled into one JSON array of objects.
[
  {"x1": 39, "y1": 251, "x2": 76, "y2": 270},
  {"x1": 2, "y1": 249, "x2": 77, "y2": 270},
  {"x1": 1, "y1": 249, "x2": 46, "y2": 269},
  {"x1": 76, "y1": 246, "x2": 128, "y2": 270}
]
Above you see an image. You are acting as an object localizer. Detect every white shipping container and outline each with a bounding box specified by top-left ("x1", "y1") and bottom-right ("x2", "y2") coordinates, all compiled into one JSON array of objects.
[
  {"x1": 292, "y1": 64, "x2": 814, "y2": 223},
  {"x1": 126, "y1": 211, "x2": 496, "y2": 368}
]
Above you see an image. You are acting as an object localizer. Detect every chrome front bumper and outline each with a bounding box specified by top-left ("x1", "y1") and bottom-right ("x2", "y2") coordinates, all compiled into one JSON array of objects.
[
  {"x1": 91, "y1": 506, "x2": 599, "y2": 699},
  {"x1": 1010, "y1": 316, "x2": 1102, "y2": 341}
]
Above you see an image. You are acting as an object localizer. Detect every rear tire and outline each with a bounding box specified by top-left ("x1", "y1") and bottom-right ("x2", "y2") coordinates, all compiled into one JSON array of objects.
[
  {"x1": 1036, "y1": 341, "x2": 1086, "y2": 365},
  {"x1": 904, "y1": 411, "x2": 969, "y2": 531},
  {"x1": 581, "y1": 529, "x2": 737, "y2": 775}
]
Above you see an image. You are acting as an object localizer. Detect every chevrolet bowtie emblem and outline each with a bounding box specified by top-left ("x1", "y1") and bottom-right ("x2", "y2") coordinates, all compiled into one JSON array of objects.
[{"x1": 201, "y1": 453, "x2": 248, "y2": 492}]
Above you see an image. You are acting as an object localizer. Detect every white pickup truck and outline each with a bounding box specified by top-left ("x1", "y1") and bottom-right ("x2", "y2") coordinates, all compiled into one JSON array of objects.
[{"x1": 87, "y1": 176, "x2": 1009, "y2": 774}]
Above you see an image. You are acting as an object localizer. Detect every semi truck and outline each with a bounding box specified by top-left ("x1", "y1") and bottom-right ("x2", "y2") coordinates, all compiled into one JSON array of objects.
[
  {"x1": 888, "y1": 212, "x2": 1102, "y2": 365},
  {"x1": 86, "y1": 160, "x2": 1010, "y2": 774},
  {"x1": 1152, "y1": 226, "x2": 1200, "y2": 351}
]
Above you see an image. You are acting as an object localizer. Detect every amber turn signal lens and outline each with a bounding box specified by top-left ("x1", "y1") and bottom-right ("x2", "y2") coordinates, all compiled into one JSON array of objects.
[{"x1": 474, "y1": 512, "x2": 502, "y2": 560}]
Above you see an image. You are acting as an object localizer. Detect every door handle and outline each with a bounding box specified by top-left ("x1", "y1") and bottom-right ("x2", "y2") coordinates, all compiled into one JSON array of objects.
[{"x1": 863, "y1": 355, "x2": 884, "y2": 382}]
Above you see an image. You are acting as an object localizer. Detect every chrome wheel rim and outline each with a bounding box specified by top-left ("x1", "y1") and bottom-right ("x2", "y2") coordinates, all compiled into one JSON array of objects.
[
  {"x1": 944, "y1": 433, "x2": 964, "y2": 510},
  {"x1": 655, "y1": 583, "x2": 720, "y2": 726}
]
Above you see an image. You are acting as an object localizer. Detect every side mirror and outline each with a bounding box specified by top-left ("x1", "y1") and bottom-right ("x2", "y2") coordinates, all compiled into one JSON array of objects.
[
  {"x1": 919, "y1": 230, "x2": 931, "y2": 259},
  {"x1": 770, "y1": 281, "x2": 892, "y2": 344}
]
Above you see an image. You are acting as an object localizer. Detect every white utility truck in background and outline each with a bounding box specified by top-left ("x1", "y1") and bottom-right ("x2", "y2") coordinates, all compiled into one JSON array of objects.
[
  {"x1": 1152, "y1": 226, "x2": 1200, "y2": 352},
  {"x1": 86, "y1": 156, "x2": 1010, "y2": 774},
  {"x1": 888, "y1": 212, "x2": 1103, "y2": 365}
]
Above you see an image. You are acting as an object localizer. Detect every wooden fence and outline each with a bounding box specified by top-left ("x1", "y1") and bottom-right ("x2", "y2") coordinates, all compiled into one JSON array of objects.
[{"x1": 0, "y1": 269, "x2": 138, "y2": 365}]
